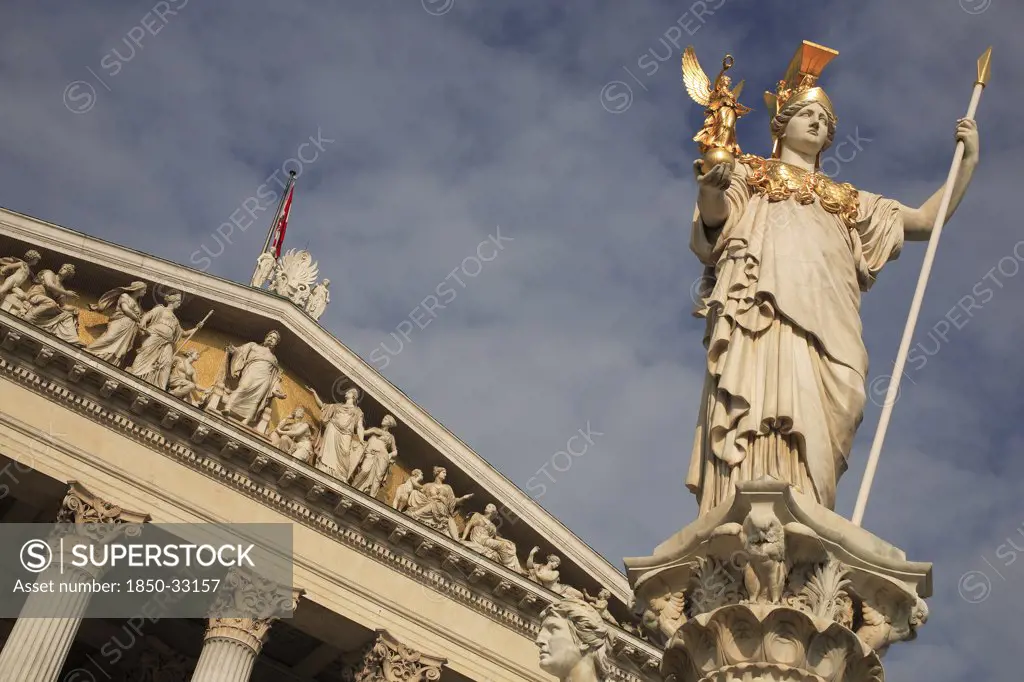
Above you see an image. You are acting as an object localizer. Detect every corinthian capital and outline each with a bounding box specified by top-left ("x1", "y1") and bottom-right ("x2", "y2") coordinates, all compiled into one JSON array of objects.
[
  {"x1": 349, "y1": 630, "x2": 446, "y2": 682},
  {"x1": 53, "y1": 481, "x2": 150, "y2": 548},
  {"x1": 57, "y1": 481, "x2": 150, "y2": 525},
  {"x1": 205, "y1": 568, "x2": 303, "y2": 654}
]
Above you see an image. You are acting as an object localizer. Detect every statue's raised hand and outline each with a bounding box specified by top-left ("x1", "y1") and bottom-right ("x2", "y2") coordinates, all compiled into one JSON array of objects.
[
  {"x1": 694, "y1": 160, "x2": 732, "y2": 192},
  {"x1": 956, "y1": 117, "x2": 979, "y2": 162}
]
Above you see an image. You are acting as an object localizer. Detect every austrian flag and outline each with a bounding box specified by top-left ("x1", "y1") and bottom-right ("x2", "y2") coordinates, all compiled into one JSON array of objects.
[{"x1": 270, "y1": 183, "x2": 294, "y2": 258}]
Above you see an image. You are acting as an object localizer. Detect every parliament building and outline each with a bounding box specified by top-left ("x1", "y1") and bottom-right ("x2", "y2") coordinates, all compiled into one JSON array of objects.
[{"x1": 0, "y1": 206, "x2": 664, "y2": 681}]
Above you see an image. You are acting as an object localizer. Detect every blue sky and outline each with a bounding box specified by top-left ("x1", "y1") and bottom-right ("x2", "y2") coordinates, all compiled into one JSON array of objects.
[{"x1": 2, "y1": 0, "x2": 1022, "y2": 677}]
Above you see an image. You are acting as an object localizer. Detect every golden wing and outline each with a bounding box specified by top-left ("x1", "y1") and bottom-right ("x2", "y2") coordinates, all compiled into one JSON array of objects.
[
  {"x1": 681, "y1": 46, "x2": 712, "y2": 106},
  {"x1": 726, "y1": 80, "x2": 752, "y2": 116}
]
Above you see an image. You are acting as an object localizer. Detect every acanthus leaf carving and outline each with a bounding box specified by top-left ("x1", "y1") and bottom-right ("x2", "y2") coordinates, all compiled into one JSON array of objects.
[
  {"x1": 56, "y1": 481, "x2": 150, "y2": 547},
  {"x1": 351, "y1": 630, "x2": 445, "y2": 682},
  {"x1": 798, "y1": 557, "x2": 853, "y2": 627},
  {"x1": 206, "y1": 568, "x2": 301, "y2": 652},
  {"x1": 687, "y1": 557, "x2": 742, "y2": 618}
]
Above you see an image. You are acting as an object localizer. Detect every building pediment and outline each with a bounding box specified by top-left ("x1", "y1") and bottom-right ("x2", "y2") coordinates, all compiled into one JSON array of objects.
[{"x1": 0, "y1": 207, "x2": 636, "y2": 628}]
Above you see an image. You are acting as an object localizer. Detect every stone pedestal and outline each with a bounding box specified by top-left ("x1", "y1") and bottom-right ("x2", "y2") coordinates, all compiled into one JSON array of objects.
[{"x1": 624, "y1": 481, "x2": 931, "y2": 682}]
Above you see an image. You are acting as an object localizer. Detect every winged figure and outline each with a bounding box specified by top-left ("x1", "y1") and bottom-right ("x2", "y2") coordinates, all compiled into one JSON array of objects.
[
  {"x1": 271, "y1": 248, "x2": 320, "y2": 306},
  {"x1": 682, "y1": 46, "x2": 752, "y2": 157}
]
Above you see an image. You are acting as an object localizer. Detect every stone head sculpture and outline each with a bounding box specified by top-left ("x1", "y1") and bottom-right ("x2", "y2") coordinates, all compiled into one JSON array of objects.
[{"x1": 536, "y1": 598, "x2": 613, "y2": 682}]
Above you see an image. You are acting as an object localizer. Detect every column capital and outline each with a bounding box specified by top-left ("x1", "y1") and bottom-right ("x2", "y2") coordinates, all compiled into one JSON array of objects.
[
  {"x1": 628, "y1": 482, "x2": 932, "y2": 681},
  {"x1": 58, "y1": 481, "x2": 151, "y2": 525},
  {"x1": 204, "y1": 569, "x2": 304, "y2": 655},
  {"x1": 45, "y1": 482, "x2": 152, "y2": 581},
  {"x1": 350, "y1": 630, "x2": 446, "y2": 682},
  {"x1": 54, "y1": 481, "x2": 151, "y2": 548}
]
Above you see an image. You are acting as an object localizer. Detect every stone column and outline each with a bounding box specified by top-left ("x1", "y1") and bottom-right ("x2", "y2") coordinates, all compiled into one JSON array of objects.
[
  {"x1": 189, "y1": 570, "x2": 302, "y2": 682},
  {"x1": 0, "y1": 482, "x2": 149, "y2": 682},
  {"x1": 346, "y1": 630, "x2": 446, "y2": 682}
]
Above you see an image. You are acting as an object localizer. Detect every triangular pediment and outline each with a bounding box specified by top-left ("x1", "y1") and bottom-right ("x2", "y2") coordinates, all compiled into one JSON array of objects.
[{"x1": 0, "y1": 206, "x2": 633, "y2": 622}]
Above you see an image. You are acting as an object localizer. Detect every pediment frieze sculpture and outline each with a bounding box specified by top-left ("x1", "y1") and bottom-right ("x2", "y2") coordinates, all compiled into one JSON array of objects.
[
  {"x1": 20, "y1": 262, "x2": 84, "y2": 347},
  {"x1": 350, "y1": 414, "x2": 398, "y2": 498},
  {"x1": 1, "y1": 246, "x2": 638, "y2": 635},
  {"x1": 583, "y1": 588, "x2": 619, "y2": 627},
  {"x1": 626, "y1": 481, "x2": 931, "y2": 680},
  {"x1": 0, "y1": 313, "x2": 661, "y2": 679},
  {"x1": 124, "y1": 288, "x2": 209, "y2": 390},
  {"x1": 270, "y1": 406, "x2": 317, "y2": 465},
  {"x1": 84, "y1": 281, "x2": 148, "y2": 366},
  {"x1": 272, "y1": 393, "x2": 399, "y2": 498},
  {"x1": 462, "y1": 504, "x2": 526, "y2": 574},
  {"x1": 308, "y1": 383, "x2": 367, "y2": 482},
  {"x1": 392, "y1": 465, "x2": 472, "y2": 541},
  {"x1": 528, "y1": 547, "x2": 584, "y2": 597},
  {"x1": 0, "y1": 249, "x2": 41, "y2": 316},
  {"x1": 217, "y1": 330, "x2": 285, "y2": 429}
]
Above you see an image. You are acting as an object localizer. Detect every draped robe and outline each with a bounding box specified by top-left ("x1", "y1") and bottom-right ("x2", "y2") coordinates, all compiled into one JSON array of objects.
[
  {"x1": 127, "y1": 305, "x2": 183, "y2": 389},
  {"x1": 315, "y1": 403, "x2": 365, "y2": 481},
  {"x1": 87, "y1": 293, "x2": 143, "y2": 366},
  {"x1": 688, "y1": 157, "x2": 904, "y2": 516},
  {"x1": 222, "y1": 342, "x2": 281, "y2": 424}
]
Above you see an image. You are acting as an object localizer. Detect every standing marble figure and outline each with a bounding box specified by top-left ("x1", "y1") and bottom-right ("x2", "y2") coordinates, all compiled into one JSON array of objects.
[
  {"x1": 686, "y1": 42, "x2": 980, "y2": 516},
  {"x1": 127, "y1": 290, "x2": 203, "y2": 390},
  {"x1": 535, "y1": 598, "x2": 613, "y2": 682},
  {"x1": 86, "y1": 281, "x2": 147, "y2": 366},
  {"x1": 222, "y1": 330, "x2": 284, "y2": 425},
  {"x1": 308, "y1": 385, "x2": 366, "y2": 481},
  {"x1": 350, "y1": 414, "x2": 398, "y2": 497}
]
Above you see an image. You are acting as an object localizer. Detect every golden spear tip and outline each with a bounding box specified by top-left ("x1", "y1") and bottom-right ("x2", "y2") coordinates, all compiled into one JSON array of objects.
[{"x1": 976, "y1": 46, "x2": 992, "y2": 86}]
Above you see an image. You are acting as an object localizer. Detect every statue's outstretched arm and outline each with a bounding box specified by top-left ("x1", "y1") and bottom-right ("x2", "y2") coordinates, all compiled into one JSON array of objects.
[
  {"x1": 901, "y1": 118, "x2": 979, "y2": 241},
  {"x1": 695, "y1": 162, "x2": 732, "y2": 231}
]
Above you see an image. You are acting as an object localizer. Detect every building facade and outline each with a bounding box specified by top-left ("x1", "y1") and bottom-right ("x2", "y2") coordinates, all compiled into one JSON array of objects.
[{"x1": 0, "y1": 207, "x2": 664, "y2": 682}]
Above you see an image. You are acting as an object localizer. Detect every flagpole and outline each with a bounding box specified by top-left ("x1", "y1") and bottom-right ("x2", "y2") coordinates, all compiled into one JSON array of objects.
[
  {"x1": 851, "y1": 47, "x2": 991, "y2": 528},
  {"x1": 252, "y1": 170, "x2": 296, "y2": 281}
]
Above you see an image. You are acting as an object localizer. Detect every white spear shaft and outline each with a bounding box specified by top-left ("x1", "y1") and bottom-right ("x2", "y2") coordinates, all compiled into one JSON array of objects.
[{"x1": 851, "y1": 47, "x2": 992, "y2": 527}]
